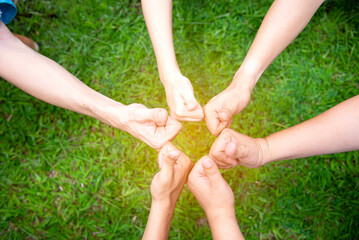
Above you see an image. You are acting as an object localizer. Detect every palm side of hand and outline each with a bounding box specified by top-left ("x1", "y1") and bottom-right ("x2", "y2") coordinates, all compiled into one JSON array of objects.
[
  {"x1": 187, "y1": 156, "x2": 234, "y2": 214},
  {"x1": 151, "y1": 142, "x2": 193, "y2": 203}
]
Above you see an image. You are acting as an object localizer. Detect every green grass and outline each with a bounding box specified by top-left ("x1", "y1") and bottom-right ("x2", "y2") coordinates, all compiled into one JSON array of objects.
[{"x1": 1, "y1": 0, "x2": 358, "y2": 239}]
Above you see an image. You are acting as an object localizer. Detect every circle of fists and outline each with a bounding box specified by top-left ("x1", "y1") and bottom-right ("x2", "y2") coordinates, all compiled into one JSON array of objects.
[
  {"x1": 122, "y1": 74, "x2": 253, "y2": 150},
  {"x1": 142, "y1": 81, "x2": 263, "y2": 239}
]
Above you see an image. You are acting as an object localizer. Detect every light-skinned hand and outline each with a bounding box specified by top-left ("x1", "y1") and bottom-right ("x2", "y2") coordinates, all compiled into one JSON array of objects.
[
  {"x1": 187, "y1": 156, "x2": 235, "y2": 217},
  {"x1": 187, "y1": 156, "x2": 245, "y2": 240},
  {"x1": 143, "y1": 142, "x2": 193, "y2": 240},
  {"x1": 203, "y1": 85, "x2": 251, "y2": 136},
  {"x1": 163, "y1": 73, "x2": 204, "y2": 122},
  {"x1": 152, "y1": 142, "x2": 193, "y2": 206},
  {"x1": 119, "y1": 103, "x2": 182, "y2": 150},
  {"x1": 209, "y1": 128, "x2": 269, "y2": 169}
]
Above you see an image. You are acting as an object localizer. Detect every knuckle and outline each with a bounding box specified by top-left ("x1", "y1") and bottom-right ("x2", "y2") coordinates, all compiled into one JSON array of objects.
[
  {"x1": 221, "y1": 128, "x2": 233, "y2": 137},
  {"x1": 152, "y1": 141, "x2": 164, "y2": 150},
  {"x1": 185, "y1": 158, "x2": 194, "y2": 170},
  {"x1": 174, "y1": 108, "x2": 187, "y2": 118},
  {"x1": 170, "y1": 110, "x2": 184, "y2": 119},
  {"x1": 222, "y1": 128, "x2": 231, "y2": 135},
  {"x1": 187, "y1": 173, "x2": 194, "y2": 185}
]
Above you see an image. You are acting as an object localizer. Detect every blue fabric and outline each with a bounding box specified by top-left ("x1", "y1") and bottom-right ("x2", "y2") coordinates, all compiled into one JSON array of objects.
[{"x1": 0, "y1": 0, "x2": 17, "y2": 24}]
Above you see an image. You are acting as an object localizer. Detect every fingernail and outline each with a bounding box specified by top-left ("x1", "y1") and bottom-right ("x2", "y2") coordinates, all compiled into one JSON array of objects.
[
  {"x1": 202, "y1": 158, "x2": 213, "y2": 168},
  {"x1": 169, "y1": 150, "x2": 180, "y2": 159}
]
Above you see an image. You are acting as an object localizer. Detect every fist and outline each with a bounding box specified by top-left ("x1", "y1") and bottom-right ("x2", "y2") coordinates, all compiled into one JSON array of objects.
[
  {"x1": 204, "y1": 86, "x2": 250, "y2": 136},
  {"x1": 209, "y1": 128, "x2": 269, "y2": 169}
]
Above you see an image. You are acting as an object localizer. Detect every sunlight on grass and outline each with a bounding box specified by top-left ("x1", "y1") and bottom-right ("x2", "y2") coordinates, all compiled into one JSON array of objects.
[{"x1": 1, "y1": 0, "x2": 358, "y2": 239}]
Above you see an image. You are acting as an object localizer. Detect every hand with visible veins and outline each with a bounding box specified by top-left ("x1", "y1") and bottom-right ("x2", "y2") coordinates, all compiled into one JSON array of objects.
[{"x1": 143, "y1": 142, "x2": 193, "y2": 240}]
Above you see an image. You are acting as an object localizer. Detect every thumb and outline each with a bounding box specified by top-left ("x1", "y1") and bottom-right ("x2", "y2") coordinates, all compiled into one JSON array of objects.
[
  {"x1": 152, "y1": 108, "x2": 168, "y2": 127},
  {"x1": 134, "y1": 107, "x2": 168, "y2": 125},
  {"x1": 160, "y1": 150, "x2": 181, "y2": 179},
  {"x1": 225, "y1": 141, "x2": 237, "y2": 158},
  {"x1": 218, "y1": 108, "x2": 232, "y2": 122},
  {"x1": 201, "y1": 156, "x2": 223, "y2": 185},
  {"x1": 183, "y1": 93, "x2": 199, "y2": 111},
  {"x1": 225, "y1": 140, "x2": 249, "y2": 161}
]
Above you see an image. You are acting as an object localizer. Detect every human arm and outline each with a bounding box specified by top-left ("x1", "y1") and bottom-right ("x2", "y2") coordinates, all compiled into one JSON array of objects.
[
  {"x1": 210, "y1": 96, "x2": 359, "y2": 168},
  {"x1": 204, "y1": 0, "x2": 325, "y2": 136},
  {"x1": 0, "y1": 21, "x2": 181, "y2": 150},
  {"x1": 141, "y1": 0, "x2": 204, "y2": 121},
  {"x1": 187, "y1": 156, "x2": 244, "y2": 240},
  {"x1": 143, "y1": 142, "x2": 193, "y2": 239}
]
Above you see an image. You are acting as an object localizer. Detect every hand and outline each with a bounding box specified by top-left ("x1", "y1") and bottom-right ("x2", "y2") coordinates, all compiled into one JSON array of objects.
[
  {"x1": 209, "y1": 128, "x2": 269, "y2": 169},
  {"x1": 163, "y1": 73, "x2": 204, "y2": 122},
  {"x1": 143, "y1": 142, "x2": 193, "y2": 240},
  {"x1": 152, "y1": 142, "x2": 193, "y2": 206},
  {"x1": 119, "y1": 103, "x2": 182, "y2": 150},
  {"x1": 204, "y1": 84, "x2": 251, "y2": 136},
  {"x1": 187, "y1": 156, "x2": 244, "y2": 239},
  {"x1": 187, "y1": 156, "x2": 235, "y2": 217}
]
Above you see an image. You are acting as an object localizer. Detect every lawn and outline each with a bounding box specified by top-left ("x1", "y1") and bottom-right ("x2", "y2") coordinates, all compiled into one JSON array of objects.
[{"x1": 1, "y1": 0, "x2": 358, "y2": 239}]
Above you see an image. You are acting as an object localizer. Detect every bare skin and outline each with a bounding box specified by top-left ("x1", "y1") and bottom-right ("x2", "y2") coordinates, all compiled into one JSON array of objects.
[
  {"x1": 210, "y1": 96, "x2": 359, "y2": 169},
  {"x1": 143, "y1": 142, "x2": 193, "y2": 239},
  {"x1": 141, "y1": 0, "x2": 204, "y2": 122},
  {"x1": 187, "y1": 156, "x2": 245, "y2": 240},
  {"x1": 203, "y1": 0, "x2": 325, "y2": 135},
  {"x1": 0, "y1": 21, "x2": 182, "y2": 150}
]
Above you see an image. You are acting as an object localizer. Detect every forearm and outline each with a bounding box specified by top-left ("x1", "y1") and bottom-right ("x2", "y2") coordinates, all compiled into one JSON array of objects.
[
  {"x1": 141, "y1": 0, "x2": 180, "y2": 82},
  {"x1": 207, "y1": 211, "x2": 244, "y2": 240},
  {"x1": 233, "y1": 0, "x2": 325, "y2": 90},
  {"x1": 0, "y1": 23, "x2": 125, "y2": 128},
  {"x1": 143, "y1": 201, "x2": 174, "y2": 240},
  {"x1": 264, "y1": 95, "x2": 359, "y2": 163}
]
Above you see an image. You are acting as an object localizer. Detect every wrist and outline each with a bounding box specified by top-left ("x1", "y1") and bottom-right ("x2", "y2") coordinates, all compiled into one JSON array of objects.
[
  {"x1": 144, "y1": 199, "x2": 174, "y2": 240},
  {"x1": 154, "y1": 49, "x2": 181, "y2": 82},
  {"x1": 151, "y1": 197, "x2": 176, "y2": 211},
  {"x1": 90, "y1": 96, "x2": 127, "y2": 130},
  {"x1": 158, "y1": 68, "x2": 183, "y2": 85},
  {"x1": 206, "y1": 207, "x2": 237, "y2": 227},
  {"x1": 151, "y1": 198, "x2": 172, "y2": 209},
  {"x1": 205, "y1": 206, "x2": 236, "y2": 221},
  {"x1": 150, "y1": 199, "x2": 175, "y2": 221},
  {"x1": 255, "y1": 137, "x2": 271, "y2": 166},
  {"x1": 207, "y1": 210, "x2": 244, "y2": 240},
  {"x1": 231, "y1": 63, "x2": 263, "y2": 92}
]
